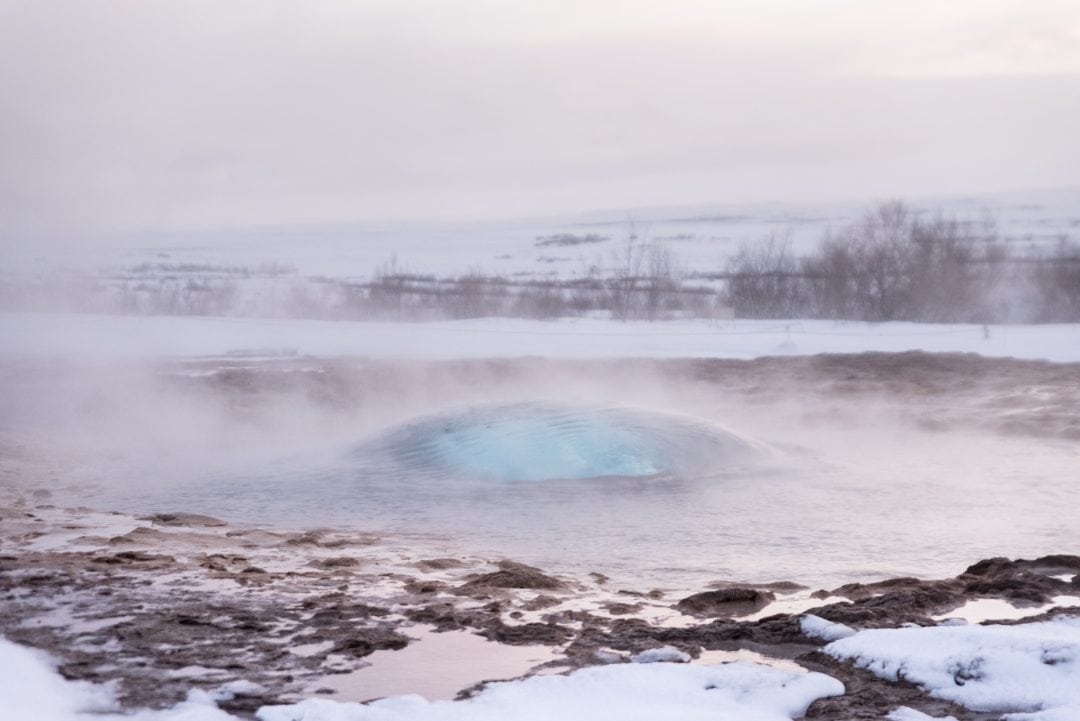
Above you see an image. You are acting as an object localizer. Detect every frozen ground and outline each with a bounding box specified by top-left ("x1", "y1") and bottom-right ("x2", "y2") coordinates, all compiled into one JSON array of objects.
[
  {"x1": 4, "y1": 190, "x2": 1078, "y2": 326},
  {"x1": 3, "y1": 312, "x2": 1079, "y2": 362},
  {"x1": 13, "y1": 615, "x2": 1080, "y2": 721},
  {"x1": 3, "y1": 470, "x2": 1080, "y2": 720},
  {"x1": 825, "y1": 618, "x2": 1080, "y2": 720},
  {"x1": 0, "y1": 635, "x2": 843, "y2": 721},
  {"x1": 9, "y1": 189, "x2": 1079, "y2": 281}
]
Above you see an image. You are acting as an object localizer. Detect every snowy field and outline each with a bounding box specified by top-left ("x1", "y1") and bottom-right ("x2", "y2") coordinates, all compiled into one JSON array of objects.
[
  {"x1": 3, "y1": 312, "x2": 1079, "y2": 362},
  {"x1": 9, "y1": 190, "x2": 1079, "y2": 282},
  {"x1": 0, "y1": 637, "x2": 844, "y2": 721},
  {"x1": 7, "y1": 615, "x2": 1080, "y2": 721},
  {"x1": 825, "y1": 617, "x2": 1080, "y2": 720}
]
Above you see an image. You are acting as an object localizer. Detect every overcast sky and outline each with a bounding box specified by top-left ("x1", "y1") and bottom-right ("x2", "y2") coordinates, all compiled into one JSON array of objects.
[{"x1": 2, "y1": 0, "x2": 1079, "y2": 238}]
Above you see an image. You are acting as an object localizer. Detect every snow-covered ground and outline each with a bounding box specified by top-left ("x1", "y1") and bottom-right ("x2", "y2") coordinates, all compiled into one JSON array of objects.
[
  {"x1": 6, "y1": 190, "x2": 1077, "y2": 325},
  {"x1": 10, "y1": 189, "x2": 1079, "y2": 281},
  {"x1": 8, "y1": 613, "x2": 1080, "y2": 720},
  {"x1": 3, "y1": 312, "x2": 1078, "y2": 362},
  {"x1": 0, "y1": 636, "x2": 843, "y2": 721},
  {"x1": 825, "y1": 617, "x2": 1080, "y2": 720}
]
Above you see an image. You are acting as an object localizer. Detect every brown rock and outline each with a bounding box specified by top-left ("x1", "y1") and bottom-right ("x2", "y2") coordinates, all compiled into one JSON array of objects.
[
  {"x1": 139, "y1": 513, "x2": 227, "y2": 528},
  {"x1": 459, "y1": 561, "x2": 564, "y2": 592},
  {"x1": 675, "y1": 588, "x2": 775, "y2": 617}
]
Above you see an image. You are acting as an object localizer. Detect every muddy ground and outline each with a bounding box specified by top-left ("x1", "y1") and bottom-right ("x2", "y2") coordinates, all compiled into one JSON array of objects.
[{"x1": 2, "y1": 494, "x2": 1078, "y2": 719}]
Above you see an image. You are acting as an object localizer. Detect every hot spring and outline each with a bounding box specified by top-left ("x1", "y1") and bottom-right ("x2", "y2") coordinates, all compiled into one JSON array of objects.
[
  {"x1": 359, "y1": 403, "x2": 772, "y2": 482},
  {"x1": 27, "y1": 359, "x2": 1080, "y2": 591}
]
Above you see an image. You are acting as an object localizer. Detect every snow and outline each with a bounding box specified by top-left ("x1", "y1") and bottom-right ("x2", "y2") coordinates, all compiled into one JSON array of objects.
[
  {"x1": 13, "y1": 191, "x2": 1078, "y2": 281},
  {"x1": 0, "y1": 638, "x2": 117, "y2": 721},
  {"x1": 631, "y1": 645, "x2": 691, "y2": 663},
  {"x1": 120, "y1": 693, "x2": 239, "y2": 721},
  {"x1": 886, "y1": 708, "x2": 958, "y2": 721},
  {"x1": 825, "y1": 616, "x2": 1080, "y2": 719},
  {"x1": 213, "y1": 680, "x2": 268, "y2": 699},
  {"x1": 799, "y1": 614, "x2": 856, "y2": 642},
  {"x1": 0, "y1": 637, "x2": 239, "y2": 721},
  {"x1": 3, "y1": 312, "x2": 1079, "y2": 362},
  {"x1": 0, "y1": 636, "x2": 843, "y2": 721},
  {"x1": 258, "y1": 662, "x2": 843, "y2": 721},
  {"x1": 12, "y1": 611, "x2": 1080, "y2": 721}
]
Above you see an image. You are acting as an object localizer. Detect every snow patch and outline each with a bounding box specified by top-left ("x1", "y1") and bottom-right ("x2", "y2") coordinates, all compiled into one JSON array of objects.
[
  {"x1": 5, "y1": 313, "x2": 1080, "y2": 363},
  {"x1": 260, "y1": 662, "x2": 844, "y2": 721},
  {"x1": 0, "y1": 638, "x2": 116, "y2": 721},
  {"x1": 886, "y1": 708, "x2": 958, "y2": 721},
  {"x1": 825, "y1": 617, "x2": 1080, "y2": 719},
  {"x1": 800, "y1": 614, "x2": 856, "y2": 641},
  {"x1": 0, "y1": 636, "x2": 844, "y2": 721},
  {"x1": 631, "y1": 645, "x2": 691, "y2": 663}
]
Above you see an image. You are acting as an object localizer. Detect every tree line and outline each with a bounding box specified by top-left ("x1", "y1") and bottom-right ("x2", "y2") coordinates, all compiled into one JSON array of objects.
[{"x1": 724, "y1": 202, "x2": 1080, "y2": 323}]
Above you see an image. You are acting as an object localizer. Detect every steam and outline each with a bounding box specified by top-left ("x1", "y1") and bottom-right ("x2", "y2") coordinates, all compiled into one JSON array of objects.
[{"x1": 1, "y1": 352, "x2": 1078, "y2": 587}]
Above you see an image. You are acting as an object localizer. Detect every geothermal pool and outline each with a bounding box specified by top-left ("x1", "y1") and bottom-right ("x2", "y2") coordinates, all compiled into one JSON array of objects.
[
  {"x1": 67, "y1": 393, "x2": 1080, "y2": 590},
  {"x1": 361, "y1": 403, "x2": 772, "y2": 482}
]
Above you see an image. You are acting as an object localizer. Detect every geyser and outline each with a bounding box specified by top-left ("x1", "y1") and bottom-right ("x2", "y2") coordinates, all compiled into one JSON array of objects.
[{"x1": 360, "y1": 402, "x2": 770, "y2": 482}]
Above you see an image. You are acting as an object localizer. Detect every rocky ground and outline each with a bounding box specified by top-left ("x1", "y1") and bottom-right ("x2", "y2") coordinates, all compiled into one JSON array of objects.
[
  {"x1": 3, "y1": 490, "x2": 1079, "y2": 720},
  {"x1": 3, "y1": 351, "x2": 1079, "y2": 719}
]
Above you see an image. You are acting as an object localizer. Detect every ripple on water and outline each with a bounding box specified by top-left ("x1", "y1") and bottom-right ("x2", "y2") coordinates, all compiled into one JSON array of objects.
[{"x1": 358, "y1": 402, "x2": 773, "y2": 482}]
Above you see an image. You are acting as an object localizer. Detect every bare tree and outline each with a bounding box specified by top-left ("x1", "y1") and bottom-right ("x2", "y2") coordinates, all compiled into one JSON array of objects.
[{"x1": 727, "y1": 232, "x2": 803, "y2": 318}]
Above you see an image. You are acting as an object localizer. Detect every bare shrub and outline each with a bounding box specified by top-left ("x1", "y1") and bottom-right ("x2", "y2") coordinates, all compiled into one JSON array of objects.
[
  {"x1": 734, "y1": 201, "x2": 1039, "y2": 323},
  {"x1": 727, "y1": 233, "x2": 803, "y2": 318},
  {"x1": 6, "y1": 201, "x2": 1074, "y2": 323},
  {"x1": 1027, "y1": 238, "x2": 1080, "y2": 322}
]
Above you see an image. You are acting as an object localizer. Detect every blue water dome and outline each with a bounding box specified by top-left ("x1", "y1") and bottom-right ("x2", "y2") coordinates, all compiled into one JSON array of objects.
[{"x1": 361, "y1": 403, "x2": 770, "y2": 482}]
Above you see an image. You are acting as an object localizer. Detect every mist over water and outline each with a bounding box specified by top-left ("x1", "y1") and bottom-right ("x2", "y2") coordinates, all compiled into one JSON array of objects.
[{"x1": 6, "y1": 356, "x2": 1076, "y2": 590}]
